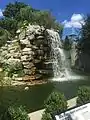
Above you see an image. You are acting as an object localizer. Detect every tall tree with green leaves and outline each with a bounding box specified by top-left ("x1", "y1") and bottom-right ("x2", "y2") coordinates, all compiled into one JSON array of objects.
[
  {"x1": 0, "y1": 18, "x2": 17, "y2": 36},
  {"x1": 0, "y1": 2, "x2": 27, "y2": 36},
  {"x1": 78, "y1": 15, "x2": 90, "y2": 53},
  {"x1": 0, "y1": 1, "x2": 63, "y2": 38},
  {"x1": 18, "y1": 7, "x2": 63, "y2": 31},
  {"x1": 3, "y1": 1, "x2": 27, "y2": 19}
]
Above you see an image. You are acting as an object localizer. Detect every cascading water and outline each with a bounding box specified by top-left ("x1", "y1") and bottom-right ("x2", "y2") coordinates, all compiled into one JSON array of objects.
[
  {"x1": 47, "y1": 29, "x2": 88, "y2": 81},
  {"x1": 46, "y1": 29, "x2": 63, "y2": 77}
]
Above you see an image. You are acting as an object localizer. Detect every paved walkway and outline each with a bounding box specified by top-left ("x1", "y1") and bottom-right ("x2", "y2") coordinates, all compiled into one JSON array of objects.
[
  {"x1": 67, "y1": 97, "x2": 77, "y2": 108},
  {"x1": 28, "y1": 109, "x2": 45, "y2": 120},
  {"x1": 28, "y1": 97, "x2": 77, "y2": 120}
]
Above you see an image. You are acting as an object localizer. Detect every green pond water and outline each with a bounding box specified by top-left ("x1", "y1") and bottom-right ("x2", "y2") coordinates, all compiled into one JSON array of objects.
[{"x1": 0, "y1": 79, "x2": 90, "y2": 113}]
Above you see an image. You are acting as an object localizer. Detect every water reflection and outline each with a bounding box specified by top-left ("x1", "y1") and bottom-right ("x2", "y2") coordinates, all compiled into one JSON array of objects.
[{"x1": 0, "y1": 80, "x2": 90, "y2": 112}]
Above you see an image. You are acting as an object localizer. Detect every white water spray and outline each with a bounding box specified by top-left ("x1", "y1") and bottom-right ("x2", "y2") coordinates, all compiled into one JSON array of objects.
[{"x1": 47, "y1": 29, "x2": 87, "y2": 81}]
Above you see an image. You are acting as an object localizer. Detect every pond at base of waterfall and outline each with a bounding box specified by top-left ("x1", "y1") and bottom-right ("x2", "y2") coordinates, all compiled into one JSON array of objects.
[{"x1": 0, "y1": 79, "x2": 90, "y2": 113}]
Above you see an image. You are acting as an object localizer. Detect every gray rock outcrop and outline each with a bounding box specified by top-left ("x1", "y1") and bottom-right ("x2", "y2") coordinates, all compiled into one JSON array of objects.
[{"x1": 0, "y1": 24, "x2": 59, "y2": 81}]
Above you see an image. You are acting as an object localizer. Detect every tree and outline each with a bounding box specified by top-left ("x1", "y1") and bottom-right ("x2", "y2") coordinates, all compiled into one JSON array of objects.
[
  {"x1": 42, "y1": 91, "x2": 67, "y2": 120},
  {"x1": 77, "y1": 86, "x2": 90, "y2": 105},
  {"x1": 18, "y1": 7, "x2": 63, "y2": 31},
  {"x1": 78, "y1": 15, "x2": 90, "y2": 53},
  {"x1": 0, "y1": 1, "x2": 63, "y2": 39},
  {"x1": 34, "y1": 11, "x2": 61, "y2": 30},
  {"x1": 18, "y1": 6, "x2": 37, "y2": 23},
  {"x1": 3, "y1": 1, "x2": 27, "y2": 19},
  {"x1": 0, "y1": 18, "x2": 17, "y2": 36},
  {"x1": 63, "y1": 36, "x2": 72, "y2": 50},
  {"x1": 1, "y1": 2, "x2": 27, "y2": 36}
]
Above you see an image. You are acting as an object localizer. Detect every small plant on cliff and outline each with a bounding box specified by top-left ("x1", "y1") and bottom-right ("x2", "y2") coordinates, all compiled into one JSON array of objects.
[
  {"x1": 0, "y1": 105, "x2": 30, "y2": 120},
  {"x1": 3, "y1": 61, "x2": 24, "y2": 77},
  {"x1": 77, "y1": 86, "x2": 90, "y2": 105},
  {"x1": 0, "y1": 28, "x2": 11, "y2": 47},
  {"x1": 42, "y1": 91, "x2": 67, "y2": 120}
]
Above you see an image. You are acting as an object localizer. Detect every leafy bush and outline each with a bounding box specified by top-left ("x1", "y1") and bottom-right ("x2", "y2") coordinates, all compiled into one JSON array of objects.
[
  {"x1": 0, "y1": 70, "x2": 11, "y2": 86},
  {"x1": 44, "y1": 91, "x2": 67, "y2": 113},
  {"x1": 0, "y1": 28, "x2": 10, "y2": 47},
  {"x1": 42, "y1": 91, "x2": 67, "y2": 120},
  {"x1": 0, "y1": 18, "x2": 17, "y2": 36},
  {"x1": 0, "y1": 105, "x2": 30, "y2": 120},
  {"x1": 18, "y1": 6, "x2": 62, "y2": 31},
  {"x1": 3, "y1": 1, "x2": 27, "y2": 19},
  {"x1": 77, "y1": 86, "x2": 90, "y2": 105},
  {"x1": 42, "y1": 112, "x2": 52, "y2": 120},
  {"x1": 3, "y1": 61, "x2": 24, "y2": 77}
]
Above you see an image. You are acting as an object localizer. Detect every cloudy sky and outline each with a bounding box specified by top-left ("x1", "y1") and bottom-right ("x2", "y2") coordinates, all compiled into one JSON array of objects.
[
  {"x1": 63, "y1": 14, "x2": 85, "y2": 28},
  {"x1": 0, "y1": 0, "x2": 90, "y2": 28}
]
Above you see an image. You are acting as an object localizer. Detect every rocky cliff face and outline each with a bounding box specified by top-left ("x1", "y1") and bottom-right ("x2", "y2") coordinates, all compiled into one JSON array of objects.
[
  {"x1": 1, "y1": 24, "x2": 90, "y2": 84},
  {"x1": 0, "y1": 24, "x2": 60, "y2": 82}
]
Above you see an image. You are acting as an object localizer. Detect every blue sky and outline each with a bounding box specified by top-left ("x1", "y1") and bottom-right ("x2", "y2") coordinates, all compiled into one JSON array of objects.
[{"x1": 0, "y1": 0, "x2": 90, "y2": 22}]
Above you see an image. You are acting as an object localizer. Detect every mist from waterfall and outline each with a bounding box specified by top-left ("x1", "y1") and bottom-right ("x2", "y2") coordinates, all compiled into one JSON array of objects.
[{"x1": 47, "y1": 29, "x2": 88, "y2": 81}]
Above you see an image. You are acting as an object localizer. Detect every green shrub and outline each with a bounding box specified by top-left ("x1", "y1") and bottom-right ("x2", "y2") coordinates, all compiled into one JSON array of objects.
[
  {"x1": 3, "y1": 61, "x2": 24, "y2": 77},
  {"x1": 18, "y1": 6, "x2": 63, "y2": 31},
  {"x1": 44, "y1": 91, "x2": 67, "y2": 113},
  {"x1": 0, "y1": 70, "x2": 4, "y2": 86},
  {"x1": 77, "y1": 86, "x2": 90, "y2": 105},
  {"x1": 0, "y1": 18, "x2": 17, "y2": 36},
  {"x1": 42, "y1": 112, "x2": 52, "y2": 120},
  {"x1": 42, "y1": 91, "x2": 67, "y2": 120},
  {"x1": 0, "y1": 28, "x2": 10, "y2": 47},
  {"x1": 0, "y1": 105, "x2": 30, "y2": 120}
]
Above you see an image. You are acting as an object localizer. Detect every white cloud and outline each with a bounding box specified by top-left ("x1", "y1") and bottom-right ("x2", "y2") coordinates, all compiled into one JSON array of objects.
[
  {"x1": 62, "y1": 20, "x2": 67, "y2": 24},
  {"x1": 63, "y1": 14, "x2": 84, "y2": 28},
  {"x1": 0, "y1": 9, "x2": 3, "y2": 17},
  {"x1": 71, "y1": 14, "x2": 83, "y2": 21}
]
